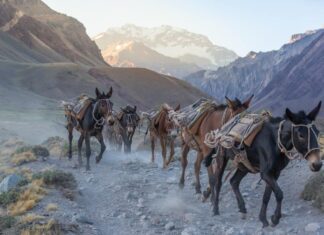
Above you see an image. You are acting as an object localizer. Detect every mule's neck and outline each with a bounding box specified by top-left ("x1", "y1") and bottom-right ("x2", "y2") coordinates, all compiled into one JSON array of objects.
[{"x1": 277, "y1": 119, "x2": 294, "y2": 152}]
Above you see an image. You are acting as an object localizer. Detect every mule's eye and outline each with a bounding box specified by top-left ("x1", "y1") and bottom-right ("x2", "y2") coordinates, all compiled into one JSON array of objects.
[{"x1": 298, "y1": 133, "x2": 305, "y2": 139}]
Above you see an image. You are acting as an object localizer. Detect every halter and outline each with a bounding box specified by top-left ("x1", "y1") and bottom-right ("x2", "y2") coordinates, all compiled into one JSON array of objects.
[
  {"x1": 92, "y1": 98, "x2": 112, "y2": 129},
  {"x1": 277, "y1": 120, "x2": 320, "y2": 160}
]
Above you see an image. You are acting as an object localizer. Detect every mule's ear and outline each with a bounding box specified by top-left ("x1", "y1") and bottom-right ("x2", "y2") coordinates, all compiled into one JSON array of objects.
[
  {"x1": 174, "y1": 104, "x2": 180, "y2": 111},
  {"x1": 243, "y1": 95, "x2": 254, "y2": 108},
  {"x1": 107, "y1": 87, "x2": 113, "y2": 98},
  {"x1": 225, "y1": 96, "x2": 234, "y2": 109},
  {"x1": 285, "y1": 108, "x2": 296, "y2": 123},
  {"x1": 95, "y1": 87, "x2": 100, "y2": 98},
  {"x1": 307, "y1": 101, "x2": 322, "y2": 121},
  {"x1": 133, "y1": 106, "x2": 137, "y2": 112}
]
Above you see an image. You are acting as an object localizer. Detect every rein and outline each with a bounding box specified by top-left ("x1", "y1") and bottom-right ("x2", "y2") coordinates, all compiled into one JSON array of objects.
[{"x1": 277, "y1": 120, "x2": 320, "y2": 160}]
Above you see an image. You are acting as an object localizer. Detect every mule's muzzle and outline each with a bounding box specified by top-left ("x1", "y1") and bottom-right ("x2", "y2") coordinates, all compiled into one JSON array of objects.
[
  {"x1": 107, "y1": 116, "x2": 115, "y2": 125},
  {"x1": 310, "y1": 161, "x2": 322, "y2": 172},
  {"x1": 307, "y1": 151, "x2": 322, "y2": 172}
]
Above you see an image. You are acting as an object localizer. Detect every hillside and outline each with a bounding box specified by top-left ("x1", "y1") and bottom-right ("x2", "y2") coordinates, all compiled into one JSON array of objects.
[{"x1": 185, "y1": 29, "x2": 324, "y2": 115}]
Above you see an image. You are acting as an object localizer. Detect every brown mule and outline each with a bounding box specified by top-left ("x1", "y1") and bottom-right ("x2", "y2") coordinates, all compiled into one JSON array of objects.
[
  {"x1": 178, "y1": 96, "x2": 254, "y2": 195},
  {"x1": 148, "y1": 104, "x2": 180, "y2": 168}
]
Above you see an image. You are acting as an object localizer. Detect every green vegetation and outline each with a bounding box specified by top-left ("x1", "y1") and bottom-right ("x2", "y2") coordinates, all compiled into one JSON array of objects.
[{"x1": 301, "y1": 171, "x2": 324, "y2": 211}]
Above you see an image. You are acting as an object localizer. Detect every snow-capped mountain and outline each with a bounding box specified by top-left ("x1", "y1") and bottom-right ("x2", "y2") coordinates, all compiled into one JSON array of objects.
[
  {"x1": 101, "y1": 40, "x2": 201, "y2": 78},
  {"x1": 184, "y1": 28, "x2": 324, "y2": 115},
  {"x1": 94, "y1": 24, "x2": 238, "y2": 70}
]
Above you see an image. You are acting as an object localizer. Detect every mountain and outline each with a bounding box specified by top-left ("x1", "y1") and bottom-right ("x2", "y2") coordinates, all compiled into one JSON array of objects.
[
  {"x1": 101, "y1": 41, "x2": 201, "y2": 78},
  {"x1": 0, "y1": 0, "x2": 207, "y2": 111},
  {"x1": 185, "y1": 29, "x2": 324, "y2": 115},
  {"x1": 94, "y1": 24, "x2": 238, "y2": 71}
]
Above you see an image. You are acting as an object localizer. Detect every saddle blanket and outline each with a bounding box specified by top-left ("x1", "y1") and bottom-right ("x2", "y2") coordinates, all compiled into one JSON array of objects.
[
  {"x1": 63, "y1": 94, "x2": 93, "y2": 120},
  {"x1": 205, "y1": 112, "x2": 270, "y2": 149}
]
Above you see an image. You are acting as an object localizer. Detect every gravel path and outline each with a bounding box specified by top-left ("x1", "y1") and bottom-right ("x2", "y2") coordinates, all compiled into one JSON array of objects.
[{"x1": 40, "y1": 146, "x2": 324, "y2": 235}]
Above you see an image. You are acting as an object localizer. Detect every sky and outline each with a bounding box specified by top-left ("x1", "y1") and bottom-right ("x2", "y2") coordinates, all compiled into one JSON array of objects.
[{"x1": 43, "y1": 0, "x2": 324, "y2": 56}]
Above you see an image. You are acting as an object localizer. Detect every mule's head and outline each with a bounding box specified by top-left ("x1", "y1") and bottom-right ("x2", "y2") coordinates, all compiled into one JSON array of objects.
[
  {"x1": 95, "y1": 87, "x2": 114, "y2": 125},
  {"x1": 225, "y1": 95, "x2": 254, "y2": 117},
  {"x1": 165, "y1": 104, "x2": 181, "y2": 138},
  {"x1": 285, "y1": 101, "x2": 322, "y2": 172},
  {"x1": 120, "y1": 105, "x2": 140, "y2": 135}
]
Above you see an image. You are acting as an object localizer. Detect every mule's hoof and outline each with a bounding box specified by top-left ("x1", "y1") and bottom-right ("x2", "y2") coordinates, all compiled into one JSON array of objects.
[
  {"x1": 240, "y1": 212, "x2": 247, "y2": 220},
  {"x1": 96, "y1": 156, "x2": 102, "y2": 164},
  {"x1": 179, "y1": 182, "x2": 184, "y2": 189},
  {"x1": 270, "y1": 215, "x2": 280, "y2": 226},
  {"x1": 86, "y1": 166, "x2": 91, "y2": 171},
  {"x1": 212, "y1": 209, "x2": 220, "y2": 216},
  {"x1": 202, "y1": 190, "x2": 210, "y2": 199},
  {"x1": 262, "y1": 220, "x2": 269, "y2": 228}
]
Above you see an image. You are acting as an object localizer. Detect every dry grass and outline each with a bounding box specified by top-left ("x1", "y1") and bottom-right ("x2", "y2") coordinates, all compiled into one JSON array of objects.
[
  {"x1": 21, "y1": 167, "x2": 33, "y2": 181},
  {"x1": 11, "y1": 151, "x2": 37, "y2": 166},
  {"x1": 19, "y1": 213, "x2": 45, "y2": 224},
  {"x1": 320, "y1": 134, "x2": 324, "y2": 158},
  {"x1": 8, "y1": 179, "x2": 47, "y2": 216},
  {"x1": 20, "y1": 219, "x2": 61, "y2": 235},
  {"x1": 46, "y1": 203, "x2": 58, "y2": 212}
]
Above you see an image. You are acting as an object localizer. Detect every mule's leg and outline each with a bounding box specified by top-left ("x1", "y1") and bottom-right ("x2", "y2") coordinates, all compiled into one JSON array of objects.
[
  {"x1": 194, "y1": 152, "x2": 203, "y2": 194},
  {"x1": 150, "y1": 134, "x2": 155, "y2": 163},
  {"x1": 259, "y1": 184, "x2": 272, "y2": 227},
  {"x1": 230, "y1": 169, "x2": 248, "y2": 217},
  {"x1": 95, "y1": 132, "x2": 106, "y2": 163},
  {"x1": 179, "y1": 144, "x2": 190, "y2": 188},
  {"x1": 212, "y1": 155, "x2": 228, "y2": 215},
  {"x1": 160, "y1": 137, "x2": 167, "y2": 169},
  {"x1": 167, "y1": 138, "x2": 175, "y2": 165},
  {"x1": 67, "y1": 124, "x2": 73, "y2": 160},
  {"x1": 85, "y1": 133, "x2": 91, "y2": 171},
  {"x1": 261, "y1": 172, "x2": 282, "y2": 226},
  {"x1": 77, "y1": 134, "x2": 84, "y2": 167}
]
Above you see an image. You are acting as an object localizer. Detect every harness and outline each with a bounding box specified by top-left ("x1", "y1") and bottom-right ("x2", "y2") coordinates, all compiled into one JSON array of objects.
[
  {"x1": 92, "y1": 99, "x2": 112, "y2": 129},
  {"x1": 277, "y1": 120, "x2": 320, "y2": 160}
]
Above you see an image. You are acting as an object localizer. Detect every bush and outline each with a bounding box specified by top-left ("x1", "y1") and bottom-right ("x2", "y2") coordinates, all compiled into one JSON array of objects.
[
  {"x1": 33, "y1": 170, "x2": 77, "y2": 190},
  {"x1": 11, "y1": 151, "x2": 37, "y2": 166},
  {"x1": 301, "y1": 171, "x2": 324, "y2": 211},
  {"x1": 14, "y1": 145, "x2": 49, "y2": 158},
  {"x1": 0, "y1": 215, "x2": 16, "y2": 231},
  {"x1": 0, "y1": 189, "x2": 20, "y2": 206}
]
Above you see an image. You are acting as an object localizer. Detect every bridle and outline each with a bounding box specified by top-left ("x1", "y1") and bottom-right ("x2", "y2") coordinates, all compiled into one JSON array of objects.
[
  {"x1": 278, "y1": 120, "x2": 320, "y2": 160},
  {"x1": 92, "y1": 98, "x2": 113, "y2": 129}
]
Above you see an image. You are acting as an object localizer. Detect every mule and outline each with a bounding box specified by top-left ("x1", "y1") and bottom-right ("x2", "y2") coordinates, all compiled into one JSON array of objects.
[
  {"x1": 66, "y1": 87, "x2": 114, "y2": 170},
  {"x1": 109, "y1": 105, "x2": 140, "y2": 153},
  {"x1": 205, "y1": 101, "x2": 323, "y2": 227},
  {"x1": 147, "y1": 104, "x2": 180, "y2": 168},
  {"x1": 179, "y1": 96, "x2": 254, "y2": 195}
]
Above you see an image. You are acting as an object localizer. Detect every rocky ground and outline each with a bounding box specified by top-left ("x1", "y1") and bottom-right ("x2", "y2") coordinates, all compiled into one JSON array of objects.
[{"x1": 1, "y1": 132, "x2": 324, "y2": 235}]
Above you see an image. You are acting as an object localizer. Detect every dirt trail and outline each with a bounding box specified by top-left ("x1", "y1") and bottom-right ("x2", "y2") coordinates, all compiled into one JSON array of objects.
[{"x1": 36, "y1": 146, "x2": 324, "y2": 235}]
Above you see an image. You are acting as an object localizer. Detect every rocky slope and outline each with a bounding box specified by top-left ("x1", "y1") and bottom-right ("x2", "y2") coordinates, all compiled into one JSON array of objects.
[
  {"x1": 0, "y1": 0, "x2": 207, "y2": 111},
  {"x1": 101, "y1": 41, "x2": 201, "y2": 78},
  {"x1": 94, "y1": 24, "x2": 238, "y2": 70},
  {"x1": 185, "y1": 29, "x2": 324, "y2": 115}
]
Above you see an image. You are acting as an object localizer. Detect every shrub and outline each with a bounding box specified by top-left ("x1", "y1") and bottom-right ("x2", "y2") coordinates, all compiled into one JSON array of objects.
[
  {"x1": 0, "y1": 189, "x2": 20, "y2": 206},
  {"x1": 33, "y1": 170, "x2": 77, "y2": 190},
  {"x1": 0, "y1": 215, "x2": 16, "y2": 231},
  {"x1": 11, "y1": 151, "x2": 37, "y2": 166},
  {"x1": 301, "y1": 171, "x2": 324, "y2": 211},
  {"x1": 9, "y1": 179, "x2": 47, "y2": 216}
]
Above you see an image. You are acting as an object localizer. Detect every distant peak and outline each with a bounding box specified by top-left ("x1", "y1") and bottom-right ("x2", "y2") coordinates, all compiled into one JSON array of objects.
[
  {"x1": 246, "y1": 51, "x2": 257, "y2": 59},
  {"x1": 289, "y1": 30, "x2": 317, "y2": 43}
]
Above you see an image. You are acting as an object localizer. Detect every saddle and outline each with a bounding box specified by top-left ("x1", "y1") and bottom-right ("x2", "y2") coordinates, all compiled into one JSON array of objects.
[
  {"x1": 187, "y1": 100, "x2": 218, "y2": 135},
  {"x1": 205, "y1": 112, "x2": 271, "y2": 173},
  {"x1": 63, "y1": 95, "x2": 93, "y2": 121}
]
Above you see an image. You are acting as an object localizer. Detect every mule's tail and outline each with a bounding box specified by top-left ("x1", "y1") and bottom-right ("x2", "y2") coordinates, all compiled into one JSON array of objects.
[{"x1": 204, "y1": 148, "x2": 216, "y2": 167}]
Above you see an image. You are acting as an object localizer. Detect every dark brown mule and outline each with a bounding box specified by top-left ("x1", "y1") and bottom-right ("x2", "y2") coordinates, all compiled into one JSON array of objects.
[
  {"x1": 148, "y1": 104, "x2": 180, "y2": 168},
  {"x1": 110, "y1": 105, "x2": 140, "y2": 153},
  {"x1": 66, "y1": 87, "x2": 114, "y2": 170},
  {"x1": 179, "y1": 96, "x2": 254, "y2": 195}
]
